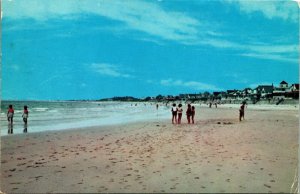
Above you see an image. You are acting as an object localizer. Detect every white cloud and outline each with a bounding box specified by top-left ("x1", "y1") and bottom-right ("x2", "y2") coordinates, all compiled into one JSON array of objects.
[
  {"x1": 3, "y1": 0, "x2": 200, "y2": 43},
  {"x1": 161, "y1": 79, "x2": 222, "y2": 91},
  {"x1": 90, "y1": 63, "x2": 133, "y2": 78},
  {"x1": 200, "y1": 38, "x2": 298, "y2": 63},
  {"x1": 225, "y1": 0, "x2": 298, "y2": 22},
  {"x1": 240, "y1": 53, "x2": 298, "y2": 64},
  {"x1": 247, "y1": 44, "x2": 298, "y2": 54},
  {"x1": 4, "y1": 0, "x2": 297, "y2": 63}
]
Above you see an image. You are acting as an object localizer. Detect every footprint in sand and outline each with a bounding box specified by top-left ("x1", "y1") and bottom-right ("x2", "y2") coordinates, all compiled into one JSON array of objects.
[
  {"x1": 35, "y1": 176, "x2": 43, "y2": 180},
  {"x1": 10, "y1": 182, "x2": 21, "y2": 185},
  {"x1": 264, "y1": 184, "x2": 271, "y2": 188},
  {"x1": 17, "y1": 163, "x2": 27, "y2": 166}
]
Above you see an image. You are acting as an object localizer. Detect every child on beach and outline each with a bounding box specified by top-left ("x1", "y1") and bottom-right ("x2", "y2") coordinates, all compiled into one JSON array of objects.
[
  {"x1": 186, "y1": 104, "x2": 192, "y2": 124},
  {"x1": 7, "y1": 105, "x2": 14, "y2": 124},
  {"x1": 239, "y1": 103, "x2": 245, "y2": 121},
  {"x1": 191, "y1": 106, "x2": 195, "y2": 124},
  {"x1": 171, "y1": 103, "x2": 178, "y2": 124},
  {"x1": 177, "y1": 104, "x2": 183, "y2": 124}
]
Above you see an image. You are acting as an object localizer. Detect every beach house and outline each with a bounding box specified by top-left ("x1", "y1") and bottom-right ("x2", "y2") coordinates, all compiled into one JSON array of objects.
[
  {"x1": 253, "y1": 85, "x2": 274, "y2": 100},
  {"x1": 226, "y1": 90, "x2": 239, "y2": 99},
  {"x1": 273, "y1": 81, "x2": 289, "y2": 99},
  {"x1": 286, "y1": 83, "x2": 299, "y2": 99},
  {"x1": 279, "y1": 81, "x2": 288, "y2": 88},
  {"x1": 242, "y1": 88, "x2": 253, "y2": 99},
  {"x1": 290, "y1": 83, "x2": 299, "y2": 92}
]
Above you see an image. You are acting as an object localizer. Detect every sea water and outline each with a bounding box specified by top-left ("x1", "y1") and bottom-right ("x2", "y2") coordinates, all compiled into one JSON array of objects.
[{"x1": 0, "y1": 101, "x2": 170, "y2": 136}]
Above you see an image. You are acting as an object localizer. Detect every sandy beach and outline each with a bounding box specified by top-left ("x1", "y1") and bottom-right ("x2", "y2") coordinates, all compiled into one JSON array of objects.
[{"x1": 1, "y1": 105, "x2": 298, "y2": 193}]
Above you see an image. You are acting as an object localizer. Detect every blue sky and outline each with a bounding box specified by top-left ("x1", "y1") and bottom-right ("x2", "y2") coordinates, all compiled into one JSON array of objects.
[{"x1": 2, "y1": 0, "x2": 299, "y2": 100}]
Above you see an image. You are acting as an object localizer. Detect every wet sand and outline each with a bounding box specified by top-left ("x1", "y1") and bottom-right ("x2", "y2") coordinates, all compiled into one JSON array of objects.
[{"x1": 1, "y1": 106, "x2": 298, "y2": 193}]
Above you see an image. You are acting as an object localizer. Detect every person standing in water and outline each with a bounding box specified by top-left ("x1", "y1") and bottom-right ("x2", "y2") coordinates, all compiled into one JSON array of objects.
[
  {"x1": 7, "y1": 105, "x2": 14, "y2": 125},
  {"x1": 22, "y1": 106, "x2": 29, "y2": 133},
  {"x1": 171, "y1": 103, "x2": 178, "y2": 124},
  {"x1": 177, "y1": 104, "x2": 183, "y2": 124},
  {"x1": 7, "y1": 105, "x2": 14, "y2": 134}
]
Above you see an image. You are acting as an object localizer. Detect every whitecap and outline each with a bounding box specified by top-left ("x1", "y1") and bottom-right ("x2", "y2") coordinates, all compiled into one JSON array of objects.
[{"x1": 33, "y1": 108, "x2": 49, "y2": 112}]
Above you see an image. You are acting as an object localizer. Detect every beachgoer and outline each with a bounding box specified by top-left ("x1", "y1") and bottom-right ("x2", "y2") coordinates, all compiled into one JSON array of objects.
[
  {"x1": 7, "y1": 105, "x2": 14, "y2": 124},
  {"x1": 22, "y1": 105, "x2": 29, "y2": 124},
  {"x1": 22, "y1": 105, "x2": 29, "y2": 132},
  {"x1": 171, "y1": 103, "x2": 177, "y2": 124},
  {"x1": 239, "y1": 103, "x2": 245, "y2": 121},
  {"x1": 191, "y1": 106, "x2": 195, "y2": 124},
  {"x1": 177, "y1": 104, "x2": 183, "y2": 124},
  {"x1": 209, "y1": 102, "x2": 212, "y2": 108},
  {"x1": 186, "y1": 104, "x2": 192, "y2": 124},
  {"x1": 156, "y1": 104, "x2": 159, "y2": 110}
]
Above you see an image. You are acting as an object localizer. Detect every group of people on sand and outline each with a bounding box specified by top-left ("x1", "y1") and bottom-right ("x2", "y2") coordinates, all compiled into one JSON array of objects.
[
  {"x1": 171, "y1": 103, "x2": 195, "y2": 124},
  {"x1": 170, "y1": 102, "x2": 246, "y2": 124},
  {"x1": 7, "y1": 104, "x2": 29, "y2": 134}
]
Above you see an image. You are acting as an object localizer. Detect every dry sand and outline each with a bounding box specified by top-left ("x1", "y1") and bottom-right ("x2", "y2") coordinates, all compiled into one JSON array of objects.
[{"x1": 1, "y1": 105, "x2": 298, "y2": 193}]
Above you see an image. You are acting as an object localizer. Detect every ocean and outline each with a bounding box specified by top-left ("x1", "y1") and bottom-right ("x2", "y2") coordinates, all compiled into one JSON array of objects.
[{"x1": 0, "y1": 100, "x2": 170, "y2": 136}]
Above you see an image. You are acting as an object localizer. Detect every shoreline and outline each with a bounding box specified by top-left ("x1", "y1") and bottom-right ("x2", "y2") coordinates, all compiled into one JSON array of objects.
[
  {"x1": 1, "y1": 103, "x2": 298, "y2": 137},
  {"x1": 1, "y1": 106, "x2": 298, "y2": 193}
]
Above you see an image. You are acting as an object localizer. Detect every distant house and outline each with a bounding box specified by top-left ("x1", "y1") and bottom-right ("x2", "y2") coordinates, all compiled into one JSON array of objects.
[
  {"x1": 290, "y1": 84, "x2": 299, "y2": 91},
  {"x1": 213, "y1": 92, "x2": 221, "y2": 96},
  {"x1": 242, "y1": 88, "x2": 253, "y2": 95},
  {"x1": 241, "y1": 88, "x2": 253, "y2": 100},
  {"x1": 165, "y1": 95, "x2": 175, "y2": 101},
  {"x1": 188, "y1": 94, "x2": 198, "y2": 99},
  {"x1": 279, "y1": 81, "x2": 288, "y2": 89},
  {"x1": 273, "y1": 81, "x2": 291, "y2": 99},
  {"x1": 213, "y1": 91, "x2": 227, "y2": 99},
  {"x1": 255, "y1": 85, "x2": 274, "y2": 99},
  {"x1": 227, "y1": 89, "x2": 239, "y2": 99},
  {"x1": 179, "y1": 94, "x2": 188, "y2": 101},
  {"x1": 286, "y1": 83, "x2": 299, "y2": 99}
]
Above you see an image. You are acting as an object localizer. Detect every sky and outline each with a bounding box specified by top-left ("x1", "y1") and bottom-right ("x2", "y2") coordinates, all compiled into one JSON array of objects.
[{"x1": 2, "y1": 0, "x2": 299, "y2": 100}]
